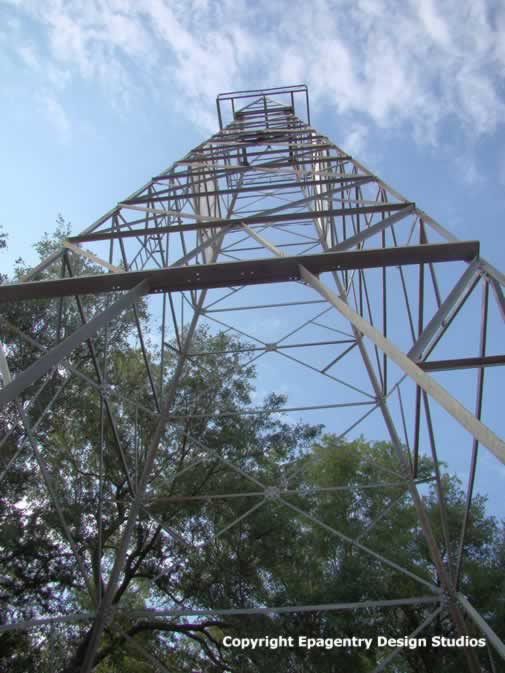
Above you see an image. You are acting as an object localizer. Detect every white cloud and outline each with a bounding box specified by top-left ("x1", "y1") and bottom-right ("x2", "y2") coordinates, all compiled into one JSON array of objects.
[
  {"x1": 454, "y1": 152, "x2": 483, "y2": 186},
  {"x1": 454, "y1": 66, "x2": 504, "y2": 132},
  {"x1": 37, "y1": 92, "x2": 71, "y2": 141},
  {"x1": 16, "y1": 42, "x2": 39, "y2": 68},
  {"x1": 342, "y1": 124, "x2": 369, "y2": 158},
  {"x1": 1, "y1": 0, "x2": 505, "y2": 147},
  {"x1": 416, "y1": 0, "x2": 452, "y2": 47}
]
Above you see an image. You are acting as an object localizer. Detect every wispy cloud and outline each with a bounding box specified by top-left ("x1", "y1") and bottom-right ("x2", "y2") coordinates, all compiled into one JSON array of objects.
[
  {"x1": 1, "y1": 0, "x2": 505, "y2": 149},
  {"x1": 342, "y1": 124, "x2": 369, "y2": 159},
  {"x1": 36, "y1": 92, "x2": 72, "y2": 141}
]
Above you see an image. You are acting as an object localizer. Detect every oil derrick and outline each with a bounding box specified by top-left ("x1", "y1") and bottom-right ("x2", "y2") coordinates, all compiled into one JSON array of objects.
[{"x1": 0, "y1": 85, "x2": 504, "y2": 672}]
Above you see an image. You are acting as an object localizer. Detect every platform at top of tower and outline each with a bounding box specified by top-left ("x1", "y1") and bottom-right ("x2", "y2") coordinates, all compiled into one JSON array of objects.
[{"x1": 216, "y1": 84, "x2": 310, "y2": 129}]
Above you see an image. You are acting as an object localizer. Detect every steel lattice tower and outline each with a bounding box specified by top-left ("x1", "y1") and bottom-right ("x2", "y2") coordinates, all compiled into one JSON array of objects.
[{"x1": 1, "y1": 85, "x2": 504, "y2": 672}]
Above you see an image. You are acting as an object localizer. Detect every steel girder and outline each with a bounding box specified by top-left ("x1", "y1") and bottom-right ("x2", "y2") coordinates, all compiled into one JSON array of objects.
[{"x1": 0, "y1": 85, "x2": 504, "y2": 673}]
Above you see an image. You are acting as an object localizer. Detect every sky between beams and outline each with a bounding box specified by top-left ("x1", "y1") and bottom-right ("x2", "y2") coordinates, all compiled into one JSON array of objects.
[
  {"x1": 0, "y1": 0, "x2": 505, "y2": 512},
  {"x1": 0, "y1": 0, "x2": 505, "y2": 266},
  {"x1": 1, "y1": 0, "x2": 505, "y2": 272}
]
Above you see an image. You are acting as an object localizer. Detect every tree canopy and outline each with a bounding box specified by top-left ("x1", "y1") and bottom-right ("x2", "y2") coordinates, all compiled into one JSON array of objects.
[{"x1": 0, "y1": 226, "x2": 503, "y2": 673}]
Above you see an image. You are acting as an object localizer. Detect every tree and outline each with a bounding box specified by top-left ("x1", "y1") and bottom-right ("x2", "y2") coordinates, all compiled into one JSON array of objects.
[
  {"x1": 0, "y1": 227, "x2": 503, "y2": 673},
  {"x1": 0, "y1": 222, "x2": 320, "y2": 672}
]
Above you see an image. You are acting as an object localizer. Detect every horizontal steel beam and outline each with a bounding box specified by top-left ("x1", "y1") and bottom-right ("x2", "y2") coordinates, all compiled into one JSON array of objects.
[
  {"x1": 129, "y1": 596, "x2": 440, "y2": 619},
  {"x1": 0, "y1": 595, "x2": 441, "y2": 632},
  {"x1": 133, "y1": 175, "x2": 373, "y2": 202},
  {"x1": 419, "y1": 355, "x2": 505, "y2": 372},
  {"x1": 217, "y1": 84, "x2": 307, "y2": 100},
  {"x1": 0, "y1": 241, "x2": 479, "y2": 303},
  {"x1": 172, "y1": 155, "x2": 352, "y2": 179},
  {"x1": 70, "y1": 203, "x2": 413, "y2": 244},
  {"x1": 189, "y1": 142, "x2": 335, "y2": 158}
]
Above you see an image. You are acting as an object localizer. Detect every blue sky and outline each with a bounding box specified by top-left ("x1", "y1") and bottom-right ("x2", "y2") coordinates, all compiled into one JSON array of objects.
[
  {"x1": 1, "y1": 0, "x2": 505, "y2": 272},
  {"x1": 1, "y1": 0, "x2": 504, "y2": 512}
]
